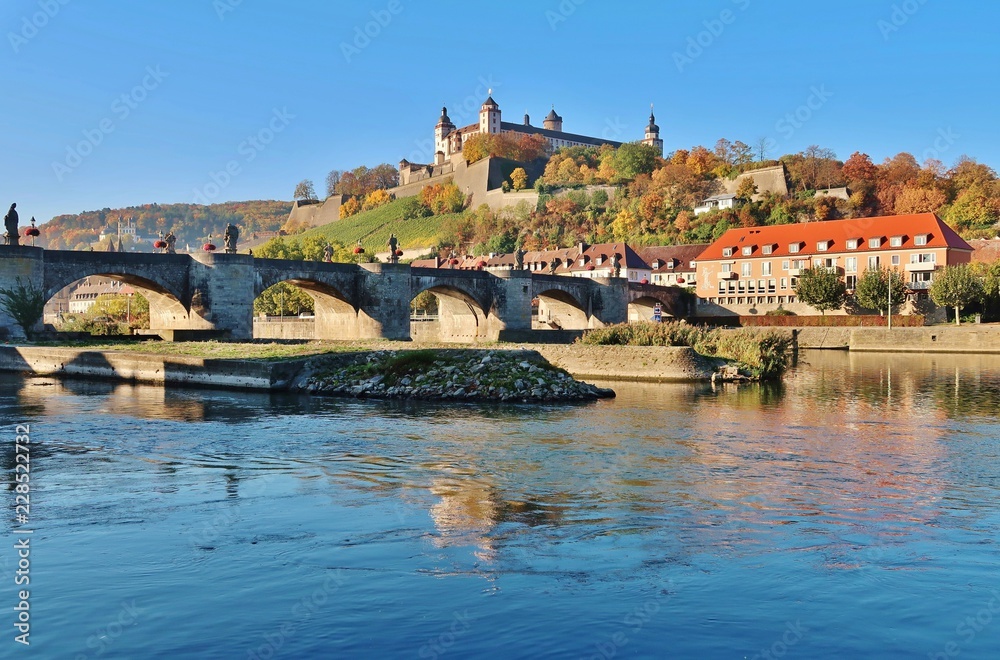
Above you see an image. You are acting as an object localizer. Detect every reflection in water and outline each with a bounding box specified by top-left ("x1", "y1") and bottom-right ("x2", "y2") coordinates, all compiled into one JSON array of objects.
[{"x1": 3, "y1": 352, "x2": 1000, "y2": 657}]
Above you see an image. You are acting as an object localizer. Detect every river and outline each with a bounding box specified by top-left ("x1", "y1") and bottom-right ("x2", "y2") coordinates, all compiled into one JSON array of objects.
[{"x1": 2, "y1": 350, "x2": 999, "y2": 658}]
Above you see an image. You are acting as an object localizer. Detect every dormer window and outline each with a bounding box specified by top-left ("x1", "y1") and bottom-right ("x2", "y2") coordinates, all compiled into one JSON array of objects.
[
  {"x1": 762, "y1": 244, "x2": 774, "y2": 255},
  {"x1": 817, "y1": 240, "x2": 831, "y2": 252},
  {"x1": 651, "y1": 260, "x2": 661, "y2": 270},
  {"x1": 788, "y1": 243, "x2": 801, "y2": 254},
  {"x1": 915, "y1": 234, "x2": 928, "y2": 246},
  {"x1": 869, "y1": 237, "x2": 883, "y2": 249},
  {"x1": 722, "y1": 247, "x2": 735, "y2": 258},
  {"x1": 890, "y1": 235, "x2": 904, "y2": 247},
  {"x1": 846, "y1": 239, "x2": 860, "y2": 250},
  {"x1": 742, "y1": 245, "x2": 754, "y2": 256}
]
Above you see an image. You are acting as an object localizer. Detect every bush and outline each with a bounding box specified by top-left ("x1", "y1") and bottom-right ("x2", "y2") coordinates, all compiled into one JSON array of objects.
[
  {"x1": 765, "y1": 307, "x2": 795, "y2": 316},
  {"x1": 578, "y1": 321, "x2": 793, "y2": 379}
]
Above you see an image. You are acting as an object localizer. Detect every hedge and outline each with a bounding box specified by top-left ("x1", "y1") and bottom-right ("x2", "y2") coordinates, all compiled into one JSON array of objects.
[{"x1": 738, "y1": 315, "x2": 924, "y2": 327}]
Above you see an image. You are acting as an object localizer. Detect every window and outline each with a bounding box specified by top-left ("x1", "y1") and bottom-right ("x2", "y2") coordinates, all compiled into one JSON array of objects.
[
  {"x1": 890, "y1": 236, "x2": 903, "y2": 247},
  {"x1": 762, "y1": 245, "x2": 773, "y2": 255},
  {"x1": 741, "y1": 262, "x2": 752, "y2": 277},
  {"x1": 748, "y1": 281, "x2": 756, "y2": 294},
  {"x1": 758, "y1": 280, "x2": 766, "y2": 292},
  {"x1": 911, "y1": 253, "x2": 936, "y2": 264},
  {"x1": 846, "y1": 239, "x2": 860, "y2": 250},
  {"x1": 817, "y1": 240, "x2": 830, "y2": 252},
  {"x1": 791, "y1": 277, "x2": 798, "y2": 289},
  {"x1": 782, "y1": 260, "x2": 790, "y2": 271},
  {"x1": 891, "y1": 255, "x2": 900, "y2": 266},
  {"x1": 868, "y1": 256, "x2": 880, "y2": 269},
  {"x1": 722, "y1": 247, "x2": 734, "y2": 257},
  {"x1": 768, "y1": 279, "x2": 776, "y2": 293},
  {"x1": 846, "y1": 275, "x2": 857, "y2": 290},
  {"x1": 742, "y1": 246, "x2": 754, "y2": 256},
  {"x1": 722, "y1": 263, "x2": 733, "y2": 273},
  {"x1": 737, "y1": 281, "x2": 746, "y2": 293},
  {"x1": 869, "y1": 237, "x2": 882, "y2": 249},
  {"x1": 846, "y1": 257, "x2": 857, "y2": 273},
  {"x1": 789, "y1": 243, "x2": 801, "y2": 254},
  {"x1": 778, "y1": 296, "x2": 786, "y2": 304},
  {"x1": 915, "y1": 234, "x2": 928, "y2": 246},
  {"x1": 762, "y1": 262, "x2": 772, "y2": 276},
  {"x1": 793, "y1": 259, "x2": 808, "y2": 270}
]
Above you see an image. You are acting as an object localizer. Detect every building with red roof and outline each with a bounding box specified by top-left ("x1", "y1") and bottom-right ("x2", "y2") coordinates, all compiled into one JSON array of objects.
[{"x1": 693, "y1": 213, "x2": 974, "y2": 316}]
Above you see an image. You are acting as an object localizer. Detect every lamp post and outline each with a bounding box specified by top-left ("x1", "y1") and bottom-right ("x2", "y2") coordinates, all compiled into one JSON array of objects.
[{"x1": 887, "y1": 270, "x2": 892, "y2": 331}]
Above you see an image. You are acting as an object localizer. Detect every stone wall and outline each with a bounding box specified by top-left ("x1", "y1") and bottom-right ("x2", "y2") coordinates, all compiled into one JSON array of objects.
[
  {"x1": 0, "y1": 346, "x2": 304, "y2": 390},
  {"x1": 528, "y1": 344, "x2": 721, "y2": 382},
  {"x1": 757, "y1": 325, "x2": 1000, "y2": 353},
  {"x1": 253, "y1": 318, "x2": 315, "y2": 340}
]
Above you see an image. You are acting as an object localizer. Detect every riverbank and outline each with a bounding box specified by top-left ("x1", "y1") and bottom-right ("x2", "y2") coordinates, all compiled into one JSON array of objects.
[
  {"x1": 787, "y1": 324, "x2": 1000, "y2": 352},
  {"x1": 0, "y1": 344, "x2": 617, "y2": 401}
]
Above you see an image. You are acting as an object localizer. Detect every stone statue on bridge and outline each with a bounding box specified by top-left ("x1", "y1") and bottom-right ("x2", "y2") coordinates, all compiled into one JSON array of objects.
[
  {"x1": 610, "y1": 253, "x2": 621, "y2": 278},
  {"x1": 387, "y1": 234, "x2": 399, "y2": 264},
  {"x1": 4, "y1": 203, "x2": 19, "y2": 246},
  {"x1": 548, "y1": 259, "x2": 557, "y2": 275},
  {"x1": 164, "y1": 231, "x2": 177, "y2": 254},
  {"x1": 514, "y1": 248, "x2": 525, "y2": 270},
  {"x1": 224, "y1": 223, "x2": 239, "y2": 254},
  {"x1": 323, "y1": 243, "x2": 333, "y2": 262}
]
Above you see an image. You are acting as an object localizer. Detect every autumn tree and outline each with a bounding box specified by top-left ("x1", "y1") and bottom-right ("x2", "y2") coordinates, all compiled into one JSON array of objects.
[
  {"x1": 894, "y1": 185, "x2": 947, "y2": 215},
  {"x1": 325, "y1": 170, "x2": 342, "y2": 197},
  {"x1": 930, "y1": 264, "x2": 985, "y2": 324},
  {"x1": 362, "y1": 189, "x2": 393, "y2": 211},
  {"x1": 795, "y1": 267, "x2": 847, "y2": 314},
  {"x1": 735, "y1": 177, "x2": 758, "y2": 200},
  {"x1": 510, "y1": 167, "x2": 528, "y2": 191},
  {"x1": 293, "y1": 179, "x2": 317, "y2": 201}
]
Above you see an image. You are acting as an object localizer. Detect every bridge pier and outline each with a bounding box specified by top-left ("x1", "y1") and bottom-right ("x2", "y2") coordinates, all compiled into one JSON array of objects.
[
  {"x1": 357, "y1": 263, "x2": 411, "y2": 340},
  {"x1": 188, "y1": 253, "x2": 256, "y2": 340},
  {"x1": 487, "y1": 270, "x2": 533, "y2": 337},
  {"x1": 0, "y1": 246, "x2": 45, "y2": 339}
]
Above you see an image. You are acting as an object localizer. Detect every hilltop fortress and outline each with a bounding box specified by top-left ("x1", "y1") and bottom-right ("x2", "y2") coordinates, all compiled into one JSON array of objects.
[
  {"x1": 398, "y1": 93, "x2": 663, "y2": 187},
  {"x1": 289, "y1": 94, "x2": 665, "y2": 229}
]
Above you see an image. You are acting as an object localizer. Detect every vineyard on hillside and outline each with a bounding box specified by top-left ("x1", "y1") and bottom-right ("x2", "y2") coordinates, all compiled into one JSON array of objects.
[{"x1": 300, "y1": 198, "x2": 463, "y2": 253}]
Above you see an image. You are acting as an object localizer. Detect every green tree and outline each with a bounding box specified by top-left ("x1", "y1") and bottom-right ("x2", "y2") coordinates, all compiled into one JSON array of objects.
[
  {"x1": 254, "y1": 282, "x2": 314, "y2": 317},
  {"x1": 854, "y1": 266, "x2": 907, "y2": 316},
  {"x1": 613, "y1": 143, "x2": 660, "y2": 181},
  {"x1": 795, "y1": 267, "x2": 847, "y2": 314},
  {"x1": 930, "y1": 264, "x2": 985, "y2": 325},
  {"x1": 294, "y1": 179, "x2": 317, "y2": 201},
  {"x1": 0, "y1": 277, "x2": 46, "y2": 337}
]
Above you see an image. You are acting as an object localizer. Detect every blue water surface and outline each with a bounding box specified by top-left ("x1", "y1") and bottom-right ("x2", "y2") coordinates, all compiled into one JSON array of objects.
[{"x1": 1, "y1": 350, "x2": 999, "y2": 658}]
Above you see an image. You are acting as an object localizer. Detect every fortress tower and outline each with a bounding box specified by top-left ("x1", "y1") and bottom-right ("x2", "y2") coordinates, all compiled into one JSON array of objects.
[
  {"x1": 479, "y1": 93, "x2": 501, "y2": 135},
  {"x1": 434, "y1": 107, "x2": 456, "y2": 165}
]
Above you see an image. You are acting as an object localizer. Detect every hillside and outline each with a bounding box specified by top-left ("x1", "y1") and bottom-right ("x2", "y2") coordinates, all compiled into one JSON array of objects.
[
  {"x1": 40, "y1": 200, "x2": 292, "y2": 250},
  {"x1": 299, "y1": 198, "x2": 462, "y2": 252}
]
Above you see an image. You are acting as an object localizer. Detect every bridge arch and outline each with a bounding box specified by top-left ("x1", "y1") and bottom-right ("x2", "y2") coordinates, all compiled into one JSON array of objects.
[
  {"x1": 45, "y1": 271, "x2": 196, "y2": 333},
  {"x1": 409, "y1": 283, "x2": 493, "y2": 343},
  {"x1": 626, "y1": 286, "x2": 687, "y2": 323},
  {"x1": 534, "y1": 287, "x2": 590, "y2": 330}
]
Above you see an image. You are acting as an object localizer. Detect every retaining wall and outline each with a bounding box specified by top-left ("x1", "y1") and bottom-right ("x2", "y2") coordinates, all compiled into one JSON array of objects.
[{"x1": 0, "y1": 346, "x2": 304, "y2": 390}]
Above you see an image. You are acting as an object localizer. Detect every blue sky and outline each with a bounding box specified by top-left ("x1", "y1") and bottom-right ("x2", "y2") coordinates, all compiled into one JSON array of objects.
[{"x1": 2, "y1": 0, "x2": 998, "y2": 224}]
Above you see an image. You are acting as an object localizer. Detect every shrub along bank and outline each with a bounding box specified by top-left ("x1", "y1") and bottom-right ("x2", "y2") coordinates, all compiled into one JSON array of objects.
[{"x1": 577, "y1": 322, "x2": 794, "y2": 379}]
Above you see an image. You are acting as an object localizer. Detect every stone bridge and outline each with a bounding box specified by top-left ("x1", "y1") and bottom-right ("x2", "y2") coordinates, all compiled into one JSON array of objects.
[{"x1": 0, "y1": 246, "x2": 684, "y2": 341}]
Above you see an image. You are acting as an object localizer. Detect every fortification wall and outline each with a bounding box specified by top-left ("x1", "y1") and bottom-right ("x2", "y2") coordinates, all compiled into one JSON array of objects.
[{"x1": 720, "y1": 164, "x2": 789, "y2": 200}]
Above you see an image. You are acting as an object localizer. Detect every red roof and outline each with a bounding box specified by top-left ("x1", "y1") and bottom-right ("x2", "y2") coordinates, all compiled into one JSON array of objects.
[{"x1": 696, "y1": 214, "x2": 973, "y2": 261}]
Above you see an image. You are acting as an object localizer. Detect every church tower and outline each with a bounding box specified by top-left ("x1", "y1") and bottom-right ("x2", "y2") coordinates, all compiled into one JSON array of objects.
[
  {"x1": 479, "y1": 92, "x2": 501, "y2": 135},
  {"x1": 434, "y1": 107, "x2": 456, "y2": 164},
  {"x1": 642, "y1": 105, "x2": 663, "y2": 156}
]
